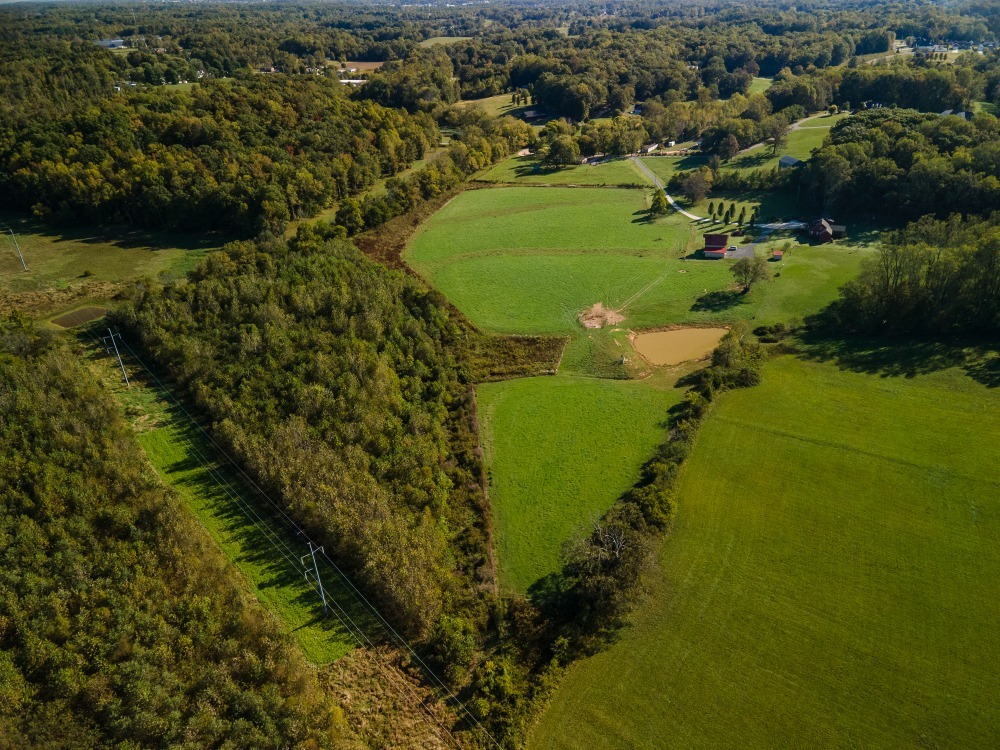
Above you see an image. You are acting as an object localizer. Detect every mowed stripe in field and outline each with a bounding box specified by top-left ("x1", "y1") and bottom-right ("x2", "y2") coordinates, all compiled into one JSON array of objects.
[{"x1": 529, "y1": 356, "x2": 1000, "y2": 750}]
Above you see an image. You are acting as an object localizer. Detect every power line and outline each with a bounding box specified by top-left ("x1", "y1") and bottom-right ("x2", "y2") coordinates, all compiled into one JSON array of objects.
[
  {"x1": 5, "y1": 228, "x2": 28, "y2": 272},
  {"x1": 90, "y1": 332, "x2": 474, "y2": 749},
  {"x1": 112, "y1": 335, "x2": 504, "y2": 750}
]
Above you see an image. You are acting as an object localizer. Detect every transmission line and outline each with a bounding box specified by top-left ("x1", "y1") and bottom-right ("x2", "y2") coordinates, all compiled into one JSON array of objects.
[{"x1": 90, "y1": 332, "x2": 477, "y2": 749}]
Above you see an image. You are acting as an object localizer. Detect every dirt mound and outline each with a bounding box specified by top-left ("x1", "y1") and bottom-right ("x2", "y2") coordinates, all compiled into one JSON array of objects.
[{"x1": 579, "y1": 302, "x2": 625, "y2": 329}]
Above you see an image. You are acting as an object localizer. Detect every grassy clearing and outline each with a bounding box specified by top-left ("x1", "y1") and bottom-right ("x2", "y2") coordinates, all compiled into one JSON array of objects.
[
  {"x1": 406, "y1": 186, "x2": 869, "y2": 334},
  {"x1": 0, "y1": 211, "x2": 219, "y2": 296},
  {"x1": 418, "y1": 36, "x2": 472, "y2": 47},
  {"x1": 479, "y1": 155, "x2": 647, "y2": 186},
  {"x1": 86, "y1": 348, "x2": 360, "y2": 665},
  {"x1": 457, "y1": 93, "x2": 528, "y2": 118},
  {"x1": 528, "y1": 354, "x2": 1000, "y2": 749},
  {"x1": 477, "y1": 374, "x2": 683, "y2": 593},
  {"x1": 641, "y1": 154, "x2": 712, "y2": 185},
  {"x1": 726, "y1": 113, "x2": 848, "y2": 173},
  {"x1": 748, "y1": 76, "x2": 773, "y2": 95}
]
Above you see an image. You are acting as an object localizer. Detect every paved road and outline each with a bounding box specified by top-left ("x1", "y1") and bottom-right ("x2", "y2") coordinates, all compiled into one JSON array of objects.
[
  {"x1": 630, "y1": 156, "x2": 704, "y2": 221},
  {"x1": 735, "y1": 111, "x2": 833, "y2": 156}
]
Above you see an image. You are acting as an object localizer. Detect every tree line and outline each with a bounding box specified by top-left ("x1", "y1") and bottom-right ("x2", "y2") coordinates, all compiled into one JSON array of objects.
[
  {"x1": 0, "y1": 316, "x2": 353, "y2": 749},
  {"x1": 824, "y1": 214, "x2": 1000, "y2": 335}
]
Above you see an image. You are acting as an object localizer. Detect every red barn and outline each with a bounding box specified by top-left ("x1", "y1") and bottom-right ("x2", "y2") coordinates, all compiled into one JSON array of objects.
[{"x1": 704, "y1": 233, "x2": 729, "y2": 258}]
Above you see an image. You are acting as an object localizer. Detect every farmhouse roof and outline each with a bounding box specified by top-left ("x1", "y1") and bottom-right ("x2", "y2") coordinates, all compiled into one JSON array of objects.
[
  {"x1": 704, "y1": 233, "x2": 729, "y2": 248},
  {"x1": 811, "y1": 219, "x2": 832, "y2": 234}
]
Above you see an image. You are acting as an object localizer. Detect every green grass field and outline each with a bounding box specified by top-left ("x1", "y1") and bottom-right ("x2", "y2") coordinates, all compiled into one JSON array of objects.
[
  {"x1": 479, "y1": 155, "x2": 647, "y2": 186},
  {"x1": 456, "y1": 93, "x2": 529, "y2": 118},
  {"x1": 748, "y1": 76, "x2": 774, "y2": 95},
  {"x1": 405, "y1": 186, "x2": 870, "y2": 334},
  {"x1": 0, "y1": 211, "x2": 219, "y2": 296},
  {"x1": 477, "y1": 374, "x2": 683, "y2": 592},
  {"x1": 726, "y1": 113, "x2": 849, "y2": 173},
  {"x1": 87, "y1": 350, "x2": 361, "y2": 665},
  {"x1": 641, "y1": 154, "x2": 712, "y2": 185},
  {"x1": 418, "y1": 36, "x2": 472, "y2": 47},
  {"x1": 528, "y1": 354, "x2": 1000, "y2": 749},
  {"x1": 139, "y1": 422, "x2": 359, "y2": 664}
]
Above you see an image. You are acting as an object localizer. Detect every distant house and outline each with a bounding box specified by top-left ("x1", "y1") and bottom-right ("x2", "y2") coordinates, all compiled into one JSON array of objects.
[
  {"x1": 641, "y1": 143, "x2": 659, "y2": 155},
  {"x1": 810, "y1": 219, "x2": 833, "y2": 242},
  {"x1": 779, "y1": 155, "x2": 805, "y2": 169},
  {"x1": 771, "y1": 249, "x2": 784, "y2": 261},
  {"x1": 521, "y1": 109, "x2": 544, "y2": 120},
  {"x1": 94, "y1": 39, "x2": 125, "y2": 49},
  {"x1": 666, "y1": 140, "x2": 676, "y2": 148},
  {"x1": 810, "y1": 219, "x2": 847, "y2": 243},
  {"x1": 704, "y1": 233, "x2": 729, "y2": 258}
]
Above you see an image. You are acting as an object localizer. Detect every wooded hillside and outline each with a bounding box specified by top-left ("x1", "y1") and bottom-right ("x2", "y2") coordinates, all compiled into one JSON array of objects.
[{"x1": 0, "y1": 317, "x2": 352, "y2": 749}]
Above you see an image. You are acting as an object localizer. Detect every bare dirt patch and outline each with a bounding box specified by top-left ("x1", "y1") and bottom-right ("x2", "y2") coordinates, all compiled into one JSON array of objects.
[
  {"x1": 632, "y1": 327, "x2": 729, "y2": 366},
  {"x1": 579, "y1": 302, "x2": 625, "y2": 329},
  {"x1": 51, "y1": 306, "x2": 108, "y2": 328},
  {"x1": 339, "y1": 60, "x2": 384, "y2": 71}
]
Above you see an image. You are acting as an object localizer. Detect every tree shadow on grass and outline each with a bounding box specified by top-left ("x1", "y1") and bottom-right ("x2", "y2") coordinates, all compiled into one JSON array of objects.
[
  {"x1": 796, "y1": 331, "x2": 1000, "y2": 388},
  {"x1": 690, "y1": 289, "x2": 748, "y2": 312}
]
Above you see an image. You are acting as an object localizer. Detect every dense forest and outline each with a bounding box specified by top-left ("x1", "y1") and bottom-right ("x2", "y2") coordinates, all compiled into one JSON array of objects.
[
  {"x1": 0, "y1": 317, "x2": 351, "y2": 749},
  {"x1": 4, "y1": 0, "x2": 1000, "y2": 746},
  {"x1": 803, "y1": 108, "x2": 1000, "y2": 219},
  {"x1": 113, "y1": 227, "x2": 487, "y2": 641},
  {"x1": 825, "y1": 214, "x2": 1000, "y2": 335}
]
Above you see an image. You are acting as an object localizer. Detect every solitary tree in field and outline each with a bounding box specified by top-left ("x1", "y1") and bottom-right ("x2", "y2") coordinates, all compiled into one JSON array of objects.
[
  {"x1": 650, "y1": 189, "x2": 669, "y2": 216},
  {"x1": 738, "y1": 206, "x2": 747, "y2": 226},
  {"x1": 729, "y1": 201, "x2": 737, "y2": 217},
  {"x1": 731, "y1": 255, "x2": 771, "y2": 293},
  {"x1": 708, "y1": 201, "x2": 716, "y2": 218}
]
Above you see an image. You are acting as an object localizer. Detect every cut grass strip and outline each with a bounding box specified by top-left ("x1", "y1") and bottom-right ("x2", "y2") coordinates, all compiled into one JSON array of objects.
[{"x1": 138, "y1": 414, "x2": 359, "y2": 664}]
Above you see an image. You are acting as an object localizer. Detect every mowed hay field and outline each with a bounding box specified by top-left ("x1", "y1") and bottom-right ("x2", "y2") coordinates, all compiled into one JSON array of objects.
[
  {"x1": 528, "y1": 355, "x2": 1000, "y2": 750},
  {"x1": 477, "y1": 374, "x2": 683, "y2": 593},
  {"x1": 405, "y1": 187, "x2": 700, "y2": 333},
  {"x1": 405, "y1": 187, "x2": 871, "y2": 334},
  {"x1": 479, "y1": 155, "x2": 647, "y2": 186}
]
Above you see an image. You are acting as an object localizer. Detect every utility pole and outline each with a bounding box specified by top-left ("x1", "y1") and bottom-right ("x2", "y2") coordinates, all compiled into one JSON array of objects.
[
  {"x1": 302, "y1": 542, "x2": 329, "y2": 616},
  {"x1": 8, "y1": 229, "x2": 27, "y2": 272},
  {"x1": 101, "y1": 328, "x2": 130, "y2": 388}
]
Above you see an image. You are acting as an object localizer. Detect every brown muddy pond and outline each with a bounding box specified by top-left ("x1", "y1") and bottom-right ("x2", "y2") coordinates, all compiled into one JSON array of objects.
[{"x1": 632, "y1": 327, "x2": 729, "y2": 366}]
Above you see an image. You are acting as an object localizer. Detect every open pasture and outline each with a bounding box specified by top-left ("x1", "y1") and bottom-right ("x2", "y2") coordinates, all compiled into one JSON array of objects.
[
  {"x1": 0, "y1": 212, "x2": 218, "y2": 301},
  {"x1": 479, "y1": 155, "x2": 646, "y2": 186},
  {"x1": 477, "y1": 374, "x2": 683, "y2": 593},
  {"x1": 418, "y1": 35, "x2": 472, "y2": 46},
  {"x1": 528, "y1": 354, "x2": 1000, "y2": 750},
  {"x1": 405, "y1": 186, "x2": 736, "y2": 333},
  {"x1": 457, "y1": 93, "x2": 531, "y2": 118},
  {"x1": 405, "y1": 186, "x2": 869, "y2": 334},
  {"x1": 726, "y1": 112, "x2": 849, "y2": 173}
]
